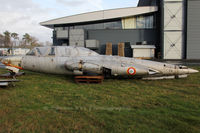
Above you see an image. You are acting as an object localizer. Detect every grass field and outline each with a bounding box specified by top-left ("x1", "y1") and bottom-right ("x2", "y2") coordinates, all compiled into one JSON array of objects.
[{"x1": 0, "y1": 67, "x2": 200, "y2": 133}]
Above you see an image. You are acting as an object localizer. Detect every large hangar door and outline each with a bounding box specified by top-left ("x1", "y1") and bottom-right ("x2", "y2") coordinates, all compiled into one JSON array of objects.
[
  {"x1": 164, "y1": 31, "x2": 182, "y2": 59},
  {"x1": 163, "y1": 0, "x2": 184, "y2": 59}
]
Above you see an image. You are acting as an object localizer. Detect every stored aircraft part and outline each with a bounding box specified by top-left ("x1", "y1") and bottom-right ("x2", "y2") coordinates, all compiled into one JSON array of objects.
[
  {"x1": 5, "y1": 66, "x2": 19, "y2": 73},
  {"x1": 0, "y1": 79, "x2": 20, "y2": 82},
  {"x1": 0, "y1": 72, "x2": 25, "y2": 78},
  {"x1": 0, "y1": 79, "x2": 20, "y2": 87},
  {"x1": 0, "y1": 82, "x2": 9, "y2": 86}
]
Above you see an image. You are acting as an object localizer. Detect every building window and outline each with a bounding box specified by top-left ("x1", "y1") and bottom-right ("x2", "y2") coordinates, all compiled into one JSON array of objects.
[
  {"x1": 74, "y1": 20, "x2": 122, "y2": 30},
  {"x1": 136, "y1": 15, "x2": 154, "y2": 29},
  {"x1": 145, "y1": 15, "x2": 154, "y2": 28},
  {"x1": 104, "y1": 21, "x2": 122, "y2": 29},
  {"x1": 55, "y1": 27, "x2": 65, "y2": 31}
]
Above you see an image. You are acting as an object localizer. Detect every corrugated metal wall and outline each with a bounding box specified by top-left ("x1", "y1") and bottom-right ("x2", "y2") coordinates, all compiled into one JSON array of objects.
[
  {"x1": 87, "y1": 29, "x2": 157, "y2": 57},
  {"x1": 187, "y1": 0, "x2": 200, "y2": 59},
  {"x1": 87, "y1": 29, "x2": 157, "y2": 46}
]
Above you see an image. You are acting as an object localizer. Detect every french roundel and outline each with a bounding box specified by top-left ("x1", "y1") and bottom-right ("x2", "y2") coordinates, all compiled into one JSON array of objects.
[{"x1": 127, "y1": 67, "x2": 136, "y2": 76}]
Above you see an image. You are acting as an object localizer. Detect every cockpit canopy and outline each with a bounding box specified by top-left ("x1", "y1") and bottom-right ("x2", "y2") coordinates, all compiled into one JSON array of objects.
[{"x1": 26, "y1": 46, "x2": 99, "y2": 57}]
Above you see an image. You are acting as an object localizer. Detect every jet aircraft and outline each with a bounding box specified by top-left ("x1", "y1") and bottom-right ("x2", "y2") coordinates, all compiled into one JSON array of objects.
[{"x1": 0, "y1": 46, "x2": 198, "y2": 80}]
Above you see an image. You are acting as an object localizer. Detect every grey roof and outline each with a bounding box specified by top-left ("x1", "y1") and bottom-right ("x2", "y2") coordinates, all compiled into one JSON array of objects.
[{"x1": 40, "y1": 6, "x2": 158, "y2": 28}]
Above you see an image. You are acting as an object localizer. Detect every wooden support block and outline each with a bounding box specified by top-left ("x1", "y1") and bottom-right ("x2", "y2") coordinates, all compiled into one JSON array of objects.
[
  {"x1": 74, "y1": 76, "x2": 104, "y2": 84},
  {"x1": 106, "y1": 42, "x2": 112, "y2": 55},
  {"x1": 118, "y1": 43, "x2": 125, "y2": 57}
]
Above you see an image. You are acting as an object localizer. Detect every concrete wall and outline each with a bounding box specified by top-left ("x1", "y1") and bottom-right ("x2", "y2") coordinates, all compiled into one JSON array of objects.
[{"x1": 187, "y1": 0, "x2": 200, "y2": 59}]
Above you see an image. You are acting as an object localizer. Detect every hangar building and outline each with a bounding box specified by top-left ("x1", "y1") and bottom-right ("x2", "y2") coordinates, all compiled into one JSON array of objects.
[{"x1": 40, "y1": 0, "x2": 200, "y2": 59}]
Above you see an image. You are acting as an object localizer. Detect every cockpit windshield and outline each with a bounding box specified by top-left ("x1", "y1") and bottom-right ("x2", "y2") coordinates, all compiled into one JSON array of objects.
[
  {"x1": 26, "y1": 46, "x2": 99, "y2": 57},
  {"x1": 26, "y1": 49, "x2": 36, "y2": 56},
  {"x1": 26, "y1": 47, "x2": 52, "y2": 56},
  {"x1": 56, "y1": 46, "x2": 99, "y2": 57},
  {"x1": 48, "y1": 47, "x2": 55, "y2": 56}
]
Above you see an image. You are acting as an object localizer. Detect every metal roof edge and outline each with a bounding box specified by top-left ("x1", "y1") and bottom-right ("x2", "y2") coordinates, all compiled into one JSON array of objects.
[{"x1": 40, "y1": 6, "x2": 158, "y2": 27}]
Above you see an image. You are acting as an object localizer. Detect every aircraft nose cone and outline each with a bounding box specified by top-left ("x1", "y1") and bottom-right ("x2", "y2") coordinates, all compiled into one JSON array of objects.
[{"x1": 188, "y1": 68, "x2": 199, "y2": 74}]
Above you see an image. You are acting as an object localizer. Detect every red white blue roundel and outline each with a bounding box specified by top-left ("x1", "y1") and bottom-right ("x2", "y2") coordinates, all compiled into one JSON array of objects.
[{"x1": 127, "y1": 67, "x2": 136, "y2": 75}]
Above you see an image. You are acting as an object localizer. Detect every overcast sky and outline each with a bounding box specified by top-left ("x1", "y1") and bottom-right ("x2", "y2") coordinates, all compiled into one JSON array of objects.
[{"x1": 0, "y1": 0, "x2": 139, "y2": 43}]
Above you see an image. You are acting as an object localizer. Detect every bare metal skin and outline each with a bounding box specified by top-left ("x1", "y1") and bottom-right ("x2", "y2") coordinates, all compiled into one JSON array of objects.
[{"x1": 1, "y1": 46, "x2": 198, "y2": 79}]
